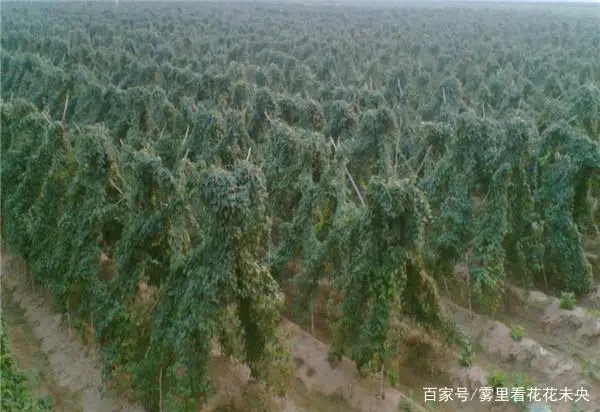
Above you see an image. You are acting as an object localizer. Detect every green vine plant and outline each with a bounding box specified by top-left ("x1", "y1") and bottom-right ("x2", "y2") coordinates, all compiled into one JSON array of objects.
[{"x1": 2, "y1": 3, "x2": 600, "y2": 410}]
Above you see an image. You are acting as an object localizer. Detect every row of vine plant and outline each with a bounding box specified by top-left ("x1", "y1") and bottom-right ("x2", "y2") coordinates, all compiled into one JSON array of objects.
[
  {"x1": 2, "y1": 94, "x2": 598, "y2": 410},
  {"x1": 2, "y1": 4, "x2": 600, "y2": 411}
]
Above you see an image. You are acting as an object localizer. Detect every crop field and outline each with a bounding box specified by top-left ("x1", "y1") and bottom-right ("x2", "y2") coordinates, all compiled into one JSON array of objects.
[{"x1": 1, "y1": 1, "x2": 599, "y2": 412}]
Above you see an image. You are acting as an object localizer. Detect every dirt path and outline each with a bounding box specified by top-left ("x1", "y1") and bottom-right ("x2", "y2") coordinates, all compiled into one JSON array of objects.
[
  {"x1": 1, "y1": 284, "x2": 80, "y2": 412},
  {"x1": 282, "y1": 319, "x2": 427, "y2": 412},
  {"x1": 203, "y1": 315, "x2": 430, "y2": 412},
  {"x1": 440, "y1": 278, "x2": 600, "y2": 412},
  {"x1": 8, "y1": 244, "x2": 598, "y2": 412},
  {"x1": 1, "y1": 252, "x2": 428, "y2": 412},
  {"x1": 1, "y1": 255, "x2": 146, "y2": 412}
]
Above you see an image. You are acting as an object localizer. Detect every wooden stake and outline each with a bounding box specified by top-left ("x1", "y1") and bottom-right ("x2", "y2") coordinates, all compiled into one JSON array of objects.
[
  {"x1": 394, "y1": 131, "x2": 401, "y2": 172},
  {"x1": 61, "y1": 93, "x2": 69, "y2": 125},
  {"x1": 415, "y1": 145, "x2": 432, "y2": 177},
  {"x1": 379, "y1": 364, "x2": 385, "y2": 400},
  {"x1": 89, "y1": 312, "x2": 95, "y2": 355},
  {"x1": 67, "y1": 299, "x2": 72, "y2": 339},
  {"x1": 442, "y1": 275, "x2": 450, "y2": 297},
  {"x1": 344, "y1": 164, "x2": 365, "y2": 207},
  {"x1": 159, "y1": 368, "x2": 163, "y2": 412},
  {"x1": 466, "y1": 253, "x2": 472, "y2": 321},
  {"x1": 330, "y1": 137, "x2": 366, "y2": 207},
  {"x1": 109, "y1": 179, "x2": 124, "y2": 196},
  {"x1": 310, "y1": 299, "x2": 315, "y2": 336},
  {"x1": 181, "y1": 124, "x2": 190, "y2": 148}
]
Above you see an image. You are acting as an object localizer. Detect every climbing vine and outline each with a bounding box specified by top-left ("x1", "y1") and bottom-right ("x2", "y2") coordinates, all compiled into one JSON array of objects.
[{"x1": 1, "y1": 2, "x2": 599, "y2": 410}]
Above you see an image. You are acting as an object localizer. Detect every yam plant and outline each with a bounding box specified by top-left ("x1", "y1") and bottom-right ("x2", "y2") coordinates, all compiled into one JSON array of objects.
[{"x1": 1, "y1": 2, "x2": 599, "y2": 410}]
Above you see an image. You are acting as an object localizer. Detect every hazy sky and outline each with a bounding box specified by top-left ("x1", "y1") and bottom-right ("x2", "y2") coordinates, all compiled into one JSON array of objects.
[
  {"x1": 197, "y1": 0, "x2": 600, "y2": 4},
  {"x1": 215, "y1": 0, "x2": 600, "y2": 2},
  {"x1": 312, "y1": 0, "x2": 600, "y2": 3},
  {"x1": 236, "y1": 0, "x2": 600, "y2": 6},
  {"x1": 6, "y1": 0, "x2": 599, "y2": 5}
]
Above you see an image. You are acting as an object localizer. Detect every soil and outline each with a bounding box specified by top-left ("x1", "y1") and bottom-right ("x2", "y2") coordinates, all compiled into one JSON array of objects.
[
  {"x1": 2, "y1": 251, "x2": 422, "y2": 412},
  {"x1": 2, "y1": 248, "x2": 599, "y2": 412},
  {"x1": 1, "y1": 254, "x2": 145, "y2": 412},
  {"x1": 1, "y1": 284, "x2": 80, "y2": 412}
]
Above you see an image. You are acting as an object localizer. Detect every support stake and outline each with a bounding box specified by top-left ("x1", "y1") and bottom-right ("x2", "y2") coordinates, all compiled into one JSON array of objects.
[
  {"x1": 67, "y1": 299, "x2": 72, "y2": 339},
  {"x1": 379, "y1": 364, "x2": 385, "y2": 400},
  {"x1": 159, "y1": 368, "x2": 163, "y2": 412},
  {"x1": 310, "y1": 298, "x2": 315, "y2": 336}
]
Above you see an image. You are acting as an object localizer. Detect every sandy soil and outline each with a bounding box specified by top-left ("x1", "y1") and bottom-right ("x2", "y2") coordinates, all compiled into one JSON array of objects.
[
  {"x1": 3, "y1": 247, "x2": 599, "y2": 412},
  {"x1": 1, "y1": 255, "x2": 146, "y2": 412},
  {"x1": 1, "y1": 284, "x2": 81, "y2": 412},
  {"x1": 1, "y1": 252, "x2": 426, "y2": 412}
]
